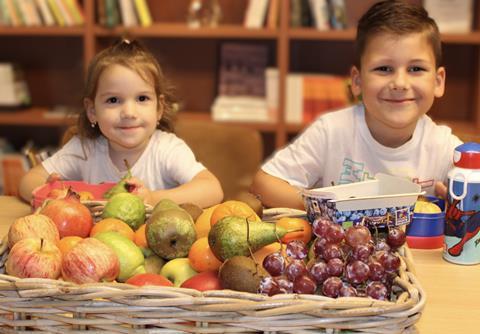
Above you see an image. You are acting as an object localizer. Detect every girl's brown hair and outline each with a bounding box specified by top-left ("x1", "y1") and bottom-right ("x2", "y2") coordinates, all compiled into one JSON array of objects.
[
  {"x1": 78, "y1": 39, "x2": 177, "y2": 139},
  {"x1": 354, "y1": 0, "x2": 442, "y2": 69}
]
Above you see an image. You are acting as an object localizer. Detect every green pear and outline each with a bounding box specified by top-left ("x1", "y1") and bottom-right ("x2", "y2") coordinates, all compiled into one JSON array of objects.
[
  {"x1": 102, "y1": 193, "x2": 146, "y2": 231},
  {"x1": 208, "y1": 216, "x2": 289, "y2": 261}
]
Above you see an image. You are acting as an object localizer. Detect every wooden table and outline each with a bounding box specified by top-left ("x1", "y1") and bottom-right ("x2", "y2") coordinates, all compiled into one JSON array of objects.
[{"x1": 0, "y1": 195, "x2": 477, "y2": 333}]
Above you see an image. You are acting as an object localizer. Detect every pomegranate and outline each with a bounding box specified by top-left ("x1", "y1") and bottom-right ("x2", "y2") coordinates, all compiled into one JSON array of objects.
[{"x1": 40, "y1": 189, "x2": 93, "y2": 238}]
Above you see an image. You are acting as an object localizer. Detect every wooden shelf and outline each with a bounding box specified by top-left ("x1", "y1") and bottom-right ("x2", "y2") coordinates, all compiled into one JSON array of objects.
[
  {"x1": 0, "y1": 108, "x2": 75, "y2": 127},
  {"x1": 95, "y1": 23, "x2": 279, "y2": 40},
  {"x1": 0, "y1": 27, "x2": 84, "y2": 36}
]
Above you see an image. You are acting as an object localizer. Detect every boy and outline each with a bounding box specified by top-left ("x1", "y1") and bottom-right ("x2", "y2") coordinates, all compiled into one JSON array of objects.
[{"x1": 250, "y1": 0, "x2": 462, "y2": 209}]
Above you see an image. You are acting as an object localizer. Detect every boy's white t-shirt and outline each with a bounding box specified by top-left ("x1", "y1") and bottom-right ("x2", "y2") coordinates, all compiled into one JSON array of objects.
[
  {"x1": 262, "y1": 104, "x2": 463, "y2": 195},
  {"x1": 42, "y1": 130, "x2": 206, "y2": 190}
]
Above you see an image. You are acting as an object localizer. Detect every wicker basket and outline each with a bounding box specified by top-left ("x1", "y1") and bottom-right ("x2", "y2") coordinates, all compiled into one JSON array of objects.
[{"x1": 0, "y1": 208, "x2": 426, "y2": 333}]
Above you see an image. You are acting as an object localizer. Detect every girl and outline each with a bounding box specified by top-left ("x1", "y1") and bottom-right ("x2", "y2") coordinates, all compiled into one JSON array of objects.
[{"x1": 19, "y1": 39, "x2": 223, "y2": 208}]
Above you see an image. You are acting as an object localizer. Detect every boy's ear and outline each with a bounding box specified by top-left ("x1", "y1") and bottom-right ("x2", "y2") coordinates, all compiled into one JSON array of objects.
[
  {"x1": 84, "y1": 98, "x2": 96, "y2": 122},
  {"x1": 350, "y1": 66, "x2": 362, "y2": 97},
  {"x1": 434, "y1": 66, "x2": 446, "y2": 98}
]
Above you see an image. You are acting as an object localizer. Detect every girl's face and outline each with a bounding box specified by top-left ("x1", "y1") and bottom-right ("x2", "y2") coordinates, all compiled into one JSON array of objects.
[
  {"x1": 86, "y1": 64, "x2": 161, "y2": 156},
  {"x1": 350, "y1": 32, "x2": 445, "y2": 146}
]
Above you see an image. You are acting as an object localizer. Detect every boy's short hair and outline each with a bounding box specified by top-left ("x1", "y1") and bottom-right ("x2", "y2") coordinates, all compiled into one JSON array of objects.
[{"x1": 354, "y1": 0, "x2": 442, "y2": 68}]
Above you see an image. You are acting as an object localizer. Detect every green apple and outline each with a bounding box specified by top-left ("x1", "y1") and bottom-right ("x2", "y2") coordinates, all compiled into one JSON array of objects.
[
  {"x1": 94, "y1": 231, "x2": 145, "y2": 282},
  {"x1": 144, "y1": 254, "x2": 166, "y2": 274},
  {"x1": 160, "y1": 258, "x2": 198, "y2": 287}
]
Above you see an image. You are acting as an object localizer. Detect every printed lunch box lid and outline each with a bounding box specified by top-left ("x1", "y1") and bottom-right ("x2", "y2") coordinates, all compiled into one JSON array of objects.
[{"x1": 302, "y1": 173, "x2": 425, "y2": 227}]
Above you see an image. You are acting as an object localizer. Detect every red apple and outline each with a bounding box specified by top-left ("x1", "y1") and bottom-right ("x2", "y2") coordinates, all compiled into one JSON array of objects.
[
  {"x1": 125, "y1": 273, "x2": 173, "y2": 287},
  {"x1": 61, "y1": 238, "x2": 120, "y2": 284},
  {"x1": 6, "y1": 238, "x2": 62, "y2": 279},
  {"x1": 180, "y1": 270, "x2": 222, "y2": 291},
  {"x1": 8, "y1": 214, "x2": 60, "y2": 249}
]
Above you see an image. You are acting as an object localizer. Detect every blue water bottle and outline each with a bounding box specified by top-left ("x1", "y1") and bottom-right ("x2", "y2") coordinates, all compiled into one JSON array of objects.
[{"x1": 444, "y1": 142, "x2": 480, "y2": 265}]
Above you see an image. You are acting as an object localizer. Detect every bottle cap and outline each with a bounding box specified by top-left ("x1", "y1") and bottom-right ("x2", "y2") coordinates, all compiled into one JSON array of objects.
[{"x1": 453, "y1": 142, "x2": 480, "y2": 169}]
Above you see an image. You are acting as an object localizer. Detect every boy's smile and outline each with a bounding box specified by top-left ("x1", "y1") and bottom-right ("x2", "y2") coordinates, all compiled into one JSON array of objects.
[{"x1": 350, "y1": 32, "x2": 445, "y2": 147}]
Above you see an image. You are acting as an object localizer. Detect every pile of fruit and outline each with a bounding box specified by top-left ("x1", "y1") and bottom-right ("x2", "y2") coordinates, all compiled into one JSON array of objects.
[{"x1": 4, "y1": 184, "x2": 408, "y2": 302}]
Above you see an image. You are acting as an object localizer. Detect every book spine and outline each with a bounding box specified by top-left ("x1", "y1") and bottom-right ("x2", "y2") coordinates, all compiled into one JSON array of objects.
[
  {"x1": 34, "y1": 0, "x2": 54, "y2": 26},
  {"x1": 118, "y1": 0, "x2": 138, "y2": 27},
  {"x1": 133, "y1": 0, "x2": 152, "y2": 27},
  {"x1": 11, "y1": 0, "x2": 25, "y2": 25},
  {"x1": 63, "y1": 0, "x2": 84, "y2": 25},
  {"x1": 104, "y1": 0, "x2": 120, "y2": 28},
  {"x1": 309, "y1": 0, "x2": 330, "y2": 30},
  {"x1": 47, "y1": 0, "x2": 65, "y2": 26},
  {"x1": 244, "y1": 0, "x2": 269, "y2": 28},
  {"x1": 266, "y1": 0, "x2": 279, "y2": 29},
  {"x1": 54, "y1": 0, "x2": 74, "y2": 26}
]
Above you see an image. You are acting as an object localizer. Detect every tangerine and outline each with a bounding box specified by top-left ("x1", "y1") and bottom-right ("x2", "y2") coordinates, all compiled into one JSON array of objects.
[
  {"x1": 276, "y1": 217, "x2": 312, "y2": 244},
  {"x1": 134, "y1": 223, "x2": 148, "y2": 249},
  {"x1": 210, "y1": 200, "x2": 260, "y2": 226},
  {"x1": 57, "y1": 236, "x2": 83, "y2": 255},
  {"x1": 194, "y1": 204, "x2": 219, "y2": 239},
  {"x1": 188, "y1": 237, "x2": 222, "y2": 272},
  {"x1": 90, "y1": 218, "x2": 135, "y2": 241}
]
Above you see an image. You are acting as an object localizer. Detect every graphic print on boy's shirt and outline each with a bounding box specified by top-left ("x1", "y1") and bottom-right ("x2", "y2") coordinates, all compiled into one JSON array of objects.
[{"x1": 338, "y1": 158, "x2": 374, "y2": 184}]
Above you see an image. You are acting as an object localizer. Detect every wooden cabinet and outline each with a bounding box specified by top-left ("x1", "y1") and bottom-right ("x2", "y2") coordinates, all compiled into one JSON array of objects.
[{"x1": 1, "y1": 0, "x2": 479, "y2": 156}]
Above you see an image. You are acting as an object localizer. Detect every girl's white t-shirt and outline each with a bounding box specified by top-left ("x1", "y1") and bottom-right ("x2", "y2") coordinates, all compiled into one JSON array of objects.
[
  {"x1": 262, "y1": 104, "x2": 463, "y2": 195},
  {"x1": 42, "y1": 130, "x2": 205, "y2": 190}
]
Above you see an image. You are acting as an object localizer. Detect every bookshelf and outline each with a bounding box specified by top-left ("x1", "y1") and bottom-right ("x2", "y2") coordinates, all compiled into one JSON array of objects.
[{"x1": 0, "y1": 0, "x2": 479, "y2": 157}]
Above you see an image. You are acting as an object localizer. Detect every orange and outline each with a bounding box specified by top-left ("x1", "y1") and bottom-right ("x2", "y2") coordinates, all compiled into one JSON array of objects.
[
  {"x1": 195, "y1": 204, "x2": 219, "y2": 239},
  {"x1": 57, "y1": 236, "x2": 82, "y2": 255},
  {"x1": 252, "y1": 242, "x2": 286, "y2": 264},
  {"x1": 276, "y1": 217, "x2": 312, "y2": 244},
  {"x1": 90, "y1": 218, "x2": 135, "y2": 241},
  {"x1": 210, "y1": 200, "x2": 260, "y2": 226},
  {"x1": 134, "y1": 223, "x2": 148, "y2": 249},
  {"x1": 188, "y1": 237, "x2": 222, "y2": 272}
]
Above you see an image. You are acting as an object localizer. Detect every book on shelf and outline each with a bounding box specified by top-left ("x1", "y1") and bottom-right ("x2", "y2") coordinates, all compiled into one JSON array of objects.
[
  {"x1": 5, "y1": 0, "x2": 22, "y2": 26},
  {"x1": 286, "y1": 73, "x2": 351, "y2": 124},
  {"x1": 63, "y1": 0, "x2": 85, "y2": 25},
  {"x1": 244, "y1": 0, "x2": 269, "y2": 28},
  {"x1": 103, "y1": 0, "x2": 120, "y2": 28},
  {"x1": 55, "y1": 0, "x2": 75, "y2": 26},
  {"x1": 266, "y1": 0, "x2": 279, "y2": 29},
  {"x1": 46, "y1": 0, "x2": 65, "y2": 26},
  {"x1": 118, "y1": 0, "x2": 138, "y2": 27},
  {"x1": 0, "y1": 63, "x2": 31, "y2": 108},
  {"x1": 309, "y1": 0, "x2": 330, "y2": 30},
  {"x1": 34, "y1": 0, "x2": 55, "y2": 26},
  {"x1": 423, "y1": 0, "x2": 473, "y2": 33},
  {"x1": 0, "y1": 153, "x2": 28, "y2": 196},
  {"x1": 133, "y1": 0, "x2": 152, "y2": 27},
  {"x1": 213, "y1": 43, "x2": 270, "y2": 122}
]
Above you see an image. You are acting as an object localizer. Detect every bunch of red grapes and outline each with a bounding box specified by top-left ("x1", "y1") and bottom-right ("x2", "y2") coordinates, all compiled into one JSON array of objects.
[{"x1": 259, "y1": 217, "x2": 406, "y2": 301}]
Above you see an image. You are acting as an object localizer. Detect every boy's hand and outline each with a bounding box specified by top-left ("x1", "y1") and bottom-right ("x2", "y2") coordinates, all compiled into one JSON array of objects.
[{"x1": 434, "y1": 181, "x2": 447, "y2": 199}]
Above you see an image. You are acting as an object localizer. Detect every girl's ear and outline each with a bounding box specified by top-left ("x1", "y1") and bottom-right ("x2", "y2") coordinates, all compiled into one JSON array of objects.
[
  {"x1": 434, "y1": 66, "x2": 446, "y2": 98},
  {"x1": 84, "y1": 98, "x2": 96, "y2": 122},
  {"x1": 350, "y1": 66, "x2": 362, "y2": 97},
  {"x1": 157, "y1": 94, "x2": 165, "y2": 121}
]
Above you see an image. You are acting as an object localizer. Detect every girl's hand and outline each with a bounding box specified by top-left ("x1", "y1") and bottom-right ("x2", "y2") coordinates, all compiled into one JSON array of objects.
[
  {"x1": 125, "y1": 177, "x2": 153, "y2": 204},
  {"x1": 46, "y1": 173, "x2": 62, "y2": 184}
]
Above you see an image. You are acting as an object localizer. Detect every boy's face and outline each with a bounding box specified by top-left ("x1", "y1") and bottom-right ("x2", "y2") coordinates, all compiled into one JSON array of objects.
[{"x1": 350, "y1": 32, "x2": 445, "y2": 145}]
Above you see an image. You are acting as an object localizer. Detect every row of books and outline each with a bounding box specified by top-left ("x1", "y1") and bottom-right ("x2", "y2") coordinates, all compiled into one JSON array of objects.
[
  {"x1": 0, "y1": 0, "x2": 84, "y2": 27},
  {"x1": 98, "y1": 0, "x2": 152, "y2": 28},
  {"x1": 292, "y1": 0, "x2": 474, "y2": 33},
  {"x1": 285, "y1": 72, "x2": 352, "y2": 124}
]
